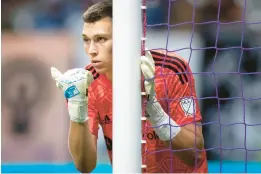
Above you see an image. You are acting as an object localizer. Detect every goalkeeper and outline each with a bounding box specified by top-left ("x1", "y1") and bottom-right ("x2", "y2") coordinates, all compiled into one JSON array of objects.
[{"x1": 51, "y1": 0, "x2": 208, "y2": 173}]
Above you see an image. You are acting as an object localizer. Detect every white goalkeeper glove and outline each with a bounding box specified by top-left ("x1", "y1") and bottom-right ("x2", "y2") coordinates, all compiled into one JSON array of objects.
[
  {"x1": 51, "y1": 67, "x2": 94, "y2": 123},
  {"x1": 141, "y1": 51, "x2": 181, "y2": 141}
]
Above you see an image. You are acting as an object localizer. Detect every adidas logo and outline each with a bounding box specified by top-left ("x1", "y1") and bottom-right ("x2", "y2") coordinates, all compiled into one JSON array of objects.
[{"x1": 102, "y1": 115, "x2": 112, "y2": 125}]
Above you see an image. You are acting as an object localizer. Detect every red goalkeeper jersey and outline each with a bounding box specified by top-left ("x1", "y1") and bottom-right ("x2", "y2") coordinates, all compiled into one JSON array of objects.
[{"x1": 85, "y1": 49, "x2": 208, "y2": 173}]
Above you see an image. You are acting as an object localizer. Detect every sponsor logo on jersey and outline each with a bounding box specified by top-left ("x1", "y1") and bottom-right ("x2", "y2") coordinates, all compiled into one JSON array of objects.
[{"x1": 143, "y1": 131, "x2": 159, "y2": 140}]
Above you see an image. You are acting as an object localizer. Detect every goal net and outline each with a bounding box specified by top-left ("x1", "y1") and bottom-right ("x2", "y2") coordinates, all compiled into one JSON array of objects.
[{"x1": 113, "y1": 0, "x2": 261, "y2": 173}]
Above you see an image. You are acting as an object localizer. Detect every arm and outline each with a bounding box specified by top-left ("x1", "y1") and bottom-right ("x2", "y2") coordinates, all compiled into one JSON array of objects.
[
  {"x1": 68, "y1": 85, "x2": 100, "y2": 173},
  {"x1": 165, "y1": 121, "x2": 204, "y2": 167},
  {"x1": 141, "y1": 51, "x2": 204, "y2": 167},
  {"x1": 68, "y1": 121, "x2": 97, "y2": 173},
  {"x1": 50, "y1": 67, "x2": 98, "y2": 172},
  {"x1": 165, "y1": 67, "x2": 204, "y2": 167},
  {"x1": 146, "y1": 100, "x2": 204, "y2": 167}
]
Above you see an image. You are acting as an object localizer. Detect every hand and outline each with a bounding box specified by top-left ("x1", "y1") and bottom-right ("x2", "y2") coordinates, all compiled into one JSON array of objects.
[
  {"x1": 140, "y1": 51, "x2": 181, "y2": 141},
  {"x1": 51, "y1": 67, "x2": 94, "y2": 123},
  {"x1": 140, "y1": 51, "x2": 156, "y2": 101}
]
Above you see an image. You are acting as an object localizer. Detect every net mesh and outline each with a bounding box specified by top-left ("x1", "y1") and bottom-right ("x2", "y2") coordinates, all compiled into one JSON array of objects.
[{"x1": 142, "y1": 0, "x2": 261, "y2": 173}]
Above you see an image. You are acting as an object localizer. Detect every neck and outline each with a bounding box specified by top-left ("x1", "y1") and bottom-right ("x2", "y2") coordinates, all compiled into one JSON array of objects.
[{"x1": 106, "y1": 72, "x2": 112, "y2": 81}]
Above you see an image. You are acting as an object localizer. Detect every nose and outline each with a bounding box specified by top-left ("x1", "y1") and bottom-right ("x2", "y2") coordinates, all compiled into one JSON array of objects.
[{"x1": 88, "y1": 41, "x2": 98, "y2": 57}]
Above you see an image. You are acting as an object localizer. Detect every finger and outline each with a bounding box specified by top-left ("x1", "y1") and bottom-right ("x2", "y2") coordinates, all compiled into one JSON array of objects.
[
  {"x1": 141, "y1": 55, "x2": 155, "y2": 71},
  {"x1": 141, "y1": 56, "x2": 155, "y2": 79},
  {"x1": 86, "y1": 71, "x2": 94, "y2": 86},
  {"x1": 51, "y1": 67, "x2": 62, "y2": 80},
  {"x1": 145, "y1": 51, "x2": 155, "y2": 69},
  {"x1": 56, "y1": 81, "x2": 63, "y2": 90},
  {"x1": 64, "y1": 69, "x2": 79, "y2": 76},
  {"x1": 141, "y1": 57, "x2": 151, "y2": 79},
  {"x1": 141, "y1": 63, "x2": 154, "y2": 79},
  {"x1": 141, "y1": 63, "x2": 148, "y2": 79}
]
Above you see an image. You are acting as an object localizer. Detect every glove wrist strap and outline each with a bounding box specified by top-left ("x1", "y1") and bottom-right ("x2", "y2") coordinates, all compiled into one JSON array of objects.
[
  {"x1": 68, "y1": 99, "x2": 88, "y2": 123},
  {"x1": 146, "y1": 101, "x2": 181, "y2": 141}
]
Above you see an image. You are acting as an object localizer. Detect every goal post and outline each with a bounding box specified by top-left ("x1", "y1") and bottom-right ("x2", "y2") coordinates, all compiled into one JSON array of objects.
[{"x1": 113, "y1": 0, "x2": 142, "y2": 173}]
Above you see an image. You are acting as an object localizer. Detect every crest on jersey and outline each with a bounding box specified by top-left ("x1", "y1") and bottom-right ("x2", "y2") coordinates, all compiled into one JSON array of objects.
[{"x1": 180, "y1": 97, "x2": 196, "y2": 116}]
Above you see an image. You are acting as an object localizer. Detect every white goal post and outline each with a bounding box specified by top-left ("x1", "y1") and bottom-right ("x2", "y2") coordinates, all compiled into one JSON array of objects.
[{"x1": 113, "y1": 0, "x2": 143, "y2": 173}]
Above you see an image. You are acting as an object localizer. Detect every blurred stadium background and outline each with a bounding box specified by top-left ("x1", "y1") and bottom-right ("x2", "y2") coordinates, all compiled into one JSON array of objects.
[{"x1": 1, "y1": 0, "x2": 261, "y2": 173}]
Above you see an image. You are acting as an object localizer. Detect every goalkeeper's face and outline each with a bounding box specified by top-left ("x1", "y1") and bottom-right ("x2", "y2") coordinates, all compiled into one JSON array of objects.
[{"x1": 82, "y1": 17, "x2": 112, "y2": 75}]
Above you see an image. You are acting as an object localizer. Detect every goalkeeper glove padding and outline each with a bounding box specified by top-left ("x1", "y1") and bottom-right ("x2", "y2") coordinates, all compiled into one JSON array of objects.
[
  {"x1": 51, "y1": 67, "x2": 94, "y2": 123},
  {"x1": 141, "y1": 51, "x2": 181, "y2": 141}
]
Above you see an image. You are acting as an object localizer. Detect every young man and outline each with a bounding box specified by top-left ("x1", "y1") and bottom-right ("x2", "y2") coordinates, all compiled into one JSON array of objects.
[{"x1": 51, "y1": 0, "x2": 208, "y2": 173}]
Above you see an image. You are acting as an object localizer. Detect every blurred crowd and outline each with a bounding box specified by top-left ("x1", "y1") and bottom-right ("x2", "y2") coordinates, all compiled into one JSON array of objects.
[
  {"x1": 2, "y1": 0, "x2": 88, "y2": 31},
  {"x1": 2, "y1": 0, "x2": 261, "y2": 165},
  {"x1": 2, "y1": 0, "x2": 261, "y2": 32}
]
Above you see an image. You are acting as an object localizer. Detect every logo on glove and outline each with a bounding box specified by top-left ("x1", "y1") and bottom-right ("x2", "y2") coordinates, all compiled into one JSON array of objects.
[{"x1": 64, "y1": 85, "x2": 80, "y2": 98}]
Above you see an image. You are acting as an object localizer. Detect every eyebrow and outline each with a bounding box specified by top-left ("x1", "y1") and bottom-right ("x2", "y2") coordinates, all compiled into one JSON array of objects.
[{"x1": 82, "y1": 33, "x2": 110, "y2": 39}]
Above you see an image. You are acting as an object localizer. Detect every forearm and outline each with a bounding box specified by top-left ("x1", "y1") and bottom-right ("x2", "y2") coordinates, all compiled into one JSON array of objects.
[
  {"x1": 166, "y1": 126, "x2": 204, "y2": 167},
  {"x1": 146, "y1": 101, "x2": 204, "y2": 167},
  {"x1": 68, "y1": 121, "x2": 97, "y2": 173}
]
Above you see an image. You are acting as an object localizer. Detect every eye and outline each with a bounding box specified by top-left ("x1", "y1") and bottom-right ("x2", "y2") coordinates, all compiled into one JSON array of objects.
[
  {"x1": 97, "y1": 37, "x2": 106, "y2": 43},
  {"x1": 83, "y1": 37, "x2": 90, "y2": 43}
]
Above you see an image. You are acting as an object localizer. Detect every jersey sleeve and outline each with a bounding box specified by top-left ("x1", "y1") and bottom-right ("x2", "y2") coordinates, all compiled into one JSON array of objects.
[
  {"x1": 87, "y1": 86, "x2": 100, "y2": 138},
  {"x1": 166, "y1": 63, "x2": 202, "y2": 126},
  {"x1": 85, "y1": 63, "x2": 100, "y2": 137}
]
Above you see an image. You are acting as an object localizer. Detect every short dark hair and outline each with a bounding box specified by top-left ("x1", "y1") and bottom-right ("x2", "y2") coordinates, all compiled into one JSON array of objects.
[{"x1": 83, "y1": 0, "x2": 112, "y2": 23}]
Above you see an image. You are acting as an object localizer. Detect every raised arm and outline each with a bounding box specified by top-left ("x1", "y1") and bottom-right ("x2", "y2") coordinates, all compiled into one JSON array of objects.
[
  {"x1": 51, "y1": 67, "x2": 98, "y2": 173},
  {"x1": 141, "y1": 51, "x2": 205, "y2": 167}
]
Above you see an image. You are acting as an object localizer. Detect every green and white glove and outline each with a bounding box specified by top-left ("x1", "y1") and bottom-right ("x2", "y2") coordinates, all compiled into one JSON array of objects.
[
  {"x1": 141, "y1": 51, "x2": 181, "y2": 141},
  {"x1": 141, "y1": 51, "x2": 156, "y2": 102},
  {"x1": 51, "y1": 67, "x2": 94, "y2": 123}
]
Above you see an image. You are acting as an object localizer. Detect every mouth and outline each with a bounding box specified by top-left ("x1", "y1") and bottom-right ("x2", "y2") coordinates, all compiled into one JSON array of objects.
[
  {"x1": 91, "y1": 60, "x2": 103, "y2": 69},
  {"x1": 92, "y1": 60, "x2": 101, "y2": 64}
]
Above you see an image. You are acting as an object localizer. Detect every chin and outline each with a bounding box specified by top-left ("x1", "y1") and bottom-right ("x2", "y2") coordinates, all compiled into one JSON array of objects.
[{"x1": 94, "y1": 68, "x2": 108, "y2": 74}]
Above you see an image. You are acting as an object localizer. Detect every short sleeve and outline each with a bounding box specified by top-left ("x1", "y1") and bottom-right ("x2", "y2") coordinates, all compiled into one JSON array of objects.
[
  {"x1": 151, "y1": 49, "x2": 202, "y2": 126},
  {"x1": 87, "y1": 86, "x2": 100, "y2": 137},
  {"x1": 166, "y1": 65, "x2": 202, "y2": 126}
]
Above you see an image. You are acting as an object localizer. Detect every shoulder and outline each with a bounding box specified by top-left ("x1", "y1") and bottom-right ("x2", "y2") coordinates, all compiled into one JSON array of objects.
[
  {"x1": 85, "y1": 64, "x2": 101, "y2": 91},
  {"x1": 85, "y1": 64, "x2": 109, "y2": 96},
  {"x1": 151, "y1": 49, "x2": 191, "y2": 85},
  {"x1": 85, "y1": 64, "x2": 100, "y2": 80}
]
